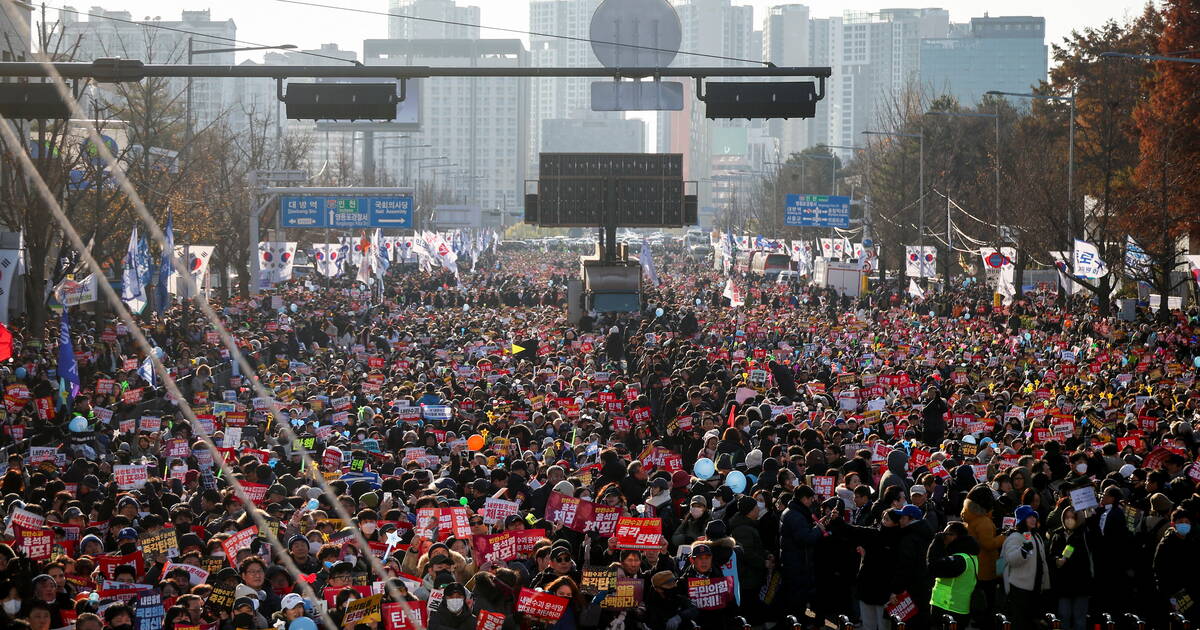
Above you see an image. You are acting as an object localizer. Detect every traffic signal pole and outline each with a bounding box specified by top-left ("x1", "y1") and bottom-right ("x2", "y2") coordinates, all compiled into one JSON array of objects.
[{"x1": 0, "y1": 60, "x2": 831, "y2": 82}]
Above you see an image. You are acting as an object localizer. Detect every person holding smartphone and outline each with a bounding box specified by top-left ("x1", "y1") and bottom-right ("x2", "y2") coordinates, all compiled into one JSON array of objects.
[{"x1": 1047, "y1": 504, "x2": 1094, "y2": 630}]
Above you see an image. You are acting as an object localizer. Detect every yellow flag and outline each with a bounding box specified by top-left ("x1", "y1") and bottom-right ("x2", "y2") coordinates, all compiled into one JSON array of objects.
[{"x1": 511, "y1": 342, "x2": 526, "y2": 354}]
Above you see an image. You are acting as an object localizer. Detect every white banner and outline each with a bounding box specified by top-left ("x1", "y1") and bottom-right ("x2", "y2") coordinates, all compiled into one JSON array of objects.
[
  {"x1": 53, "y1": 273, "x2": 98, "y2": 307},
  {"x1": 980, "y1": 247, "x2": 1017, "y2": 299},
  {"x1": 312, "y1": 243, "x2": 346, "y2": 278},
  {"x1": 0, "y1": 249, "x2": 18, "y2": 323},
  {"x1": 257, "y1": 242, "x2": 297, "y2": 284},
  {"x1": 722, "y1": 278, "x2": 744, "y2": 307},
  {"x1": 905, "y1": 246, "x2": 937, "y2": 278},
  {"x1": 170, "y1": 245, "x2": 214, "y2": 297},
  {"x1": 1050, "y1": 250, "x2": 1082, "y2": 295},
  {"x1": 1072, "y1": 239, "x2": 1107, "y2": 279}
]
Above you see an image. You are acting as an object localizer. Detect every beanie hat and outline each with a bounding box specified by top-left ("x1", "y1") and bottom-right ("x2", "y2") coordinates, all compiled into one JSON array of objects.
[
  {"x1": 745, "y1": 449, "x2": 763, "y2": 469},
  {"x1": 703, "y1": 519, "x2": 727, "y2": 540},
  {"x1": 1014, "y1": 505, "x2": 1037, "y2": 524}
]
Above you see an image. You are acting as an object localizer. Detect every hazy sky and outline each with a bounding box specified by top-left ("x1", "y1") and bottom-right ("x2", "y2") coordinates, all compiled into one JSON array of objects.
[{"x1": 45, "y1": 0, "x2": 1153, "y2": 63}]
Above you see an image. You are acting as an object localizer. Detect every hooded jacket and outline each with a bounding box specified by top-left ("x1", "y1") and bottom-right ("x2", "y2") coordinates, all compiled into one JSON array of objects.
[
  {"x1": 877, "y1": 449, "x2": 909, "y2": 497},
  {"x1": 961, "y1": 497, "x2": 1006, "y2": 582}
]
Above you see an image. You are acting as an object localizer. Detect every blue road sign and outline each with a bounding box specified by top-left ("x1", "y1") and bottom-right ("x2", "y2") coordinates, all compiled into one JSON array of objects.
[
  {"x1": 784, "y1": 194, "x2": 851, "y2": 228},
  {"x1": 280, "y1": 195, "x2": 413, "y2": 229}
]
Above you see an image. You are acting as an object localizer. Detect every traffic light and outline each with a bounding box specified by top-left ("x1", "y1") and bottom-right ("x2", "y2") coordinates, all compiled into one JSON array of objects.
[
  {"x1": 283, "y1": 83, "x2": 398, "y2": 121},
  {"x1": 0, "y1": 83, "x2": 72, "y2": 119},
  {"x1": 700, "y1": 81, "x2": 820, "y2": 120}
]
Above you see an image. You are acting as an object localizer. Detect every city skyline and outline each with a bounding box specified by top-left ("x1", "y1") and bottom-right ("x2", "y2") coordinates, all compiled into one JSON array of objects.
[{"x1": 40, "y1": 0, "x2": 1148, "y2": 67}]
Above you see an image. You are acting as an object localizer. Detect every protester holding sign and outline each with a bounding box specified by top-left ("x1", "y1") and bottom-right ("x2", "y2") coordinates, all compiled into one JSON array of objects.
[{"x1": 0, "y1": 238, "x2": 1198, "y2": 630}]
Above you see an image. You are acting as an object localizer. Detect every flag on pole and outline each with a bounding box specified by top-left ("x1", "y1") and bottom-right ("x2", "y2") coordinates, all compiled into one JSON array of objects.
[
  {"x1": 356, "y1": 231, "x2": 375, "y2": 285},
  {"x1": 139, "y1": 346, "x2": 164, "y2": 389},
  {"x1": 722, "y1": 278, "x2": 744, "y2": 307},
  {"x1": 57, "y1": 311, "x2": 80, "y2": 401},
  {"x1": 907, "y1": 279, "x2": 924, "y2": 299},
  {"x1": 156, "y1": 211, "x2": 175, "y2": 314},
  {"x1": 1072, "y1": 239, "x2": 1107, "y2": 278},
  {"x1": 0, "y1": 322, "x2": 11, "y2": 363},
  {"x1": 121, "y1": 227, "x2": 147, "y2": 314},
  {"x1": 639, "y1": 240, "x2": 659, "y2": 287},
  {"x1": 372, "y1": 228, "x2": 389, "y2": 276}
]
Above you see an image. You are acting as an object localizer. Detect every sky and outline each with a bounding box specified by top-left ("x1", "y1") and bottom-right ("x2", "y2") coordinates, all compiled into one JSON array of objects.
[{"x1": 42, "y1": 0, "x2": 1154, "y2": 64}]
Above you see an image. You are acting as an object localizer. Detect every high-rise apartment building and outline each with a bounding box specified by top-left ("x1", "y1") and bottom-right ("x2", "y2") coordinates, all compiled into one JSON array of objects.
[
  {"x1": 364, "y1": 38, "x2": 529, "y2": 215},
  {"x1": 658, "y1": 0, "x2": 758, "y2": 219},
  {"x1": 55, "y1": 8, "x2": 236, "y2": 129},
  {"x1": 527, "y1": 0, "x2": 634, "y2": 173},
  {"x1": 232, "y1": 44, "x2": 359, "y2": 172},
  {"x1": 762, "y1": 4, "x2": 811, "y2": 158},
  {"x1": 388, "y1": 0, "x2": 480, "y2": 40},
  {"x1": 920, "y1": 16, "x2": 1047, "y2": 106}
]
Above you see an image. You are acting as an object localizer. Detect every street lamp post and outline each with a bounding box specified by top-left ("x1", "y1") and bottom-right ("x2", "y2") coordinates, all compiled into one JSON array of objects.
[
  {"x1": 186, "y1": 40, "x2": 296, "y2": 148},
  {"x1": 987, "y1": 89, "x2": 1075, "y2": 245},
  {"x1": 379, "y1": 138, "x2": 432, "y2": 187},
  {"x1": 924, "y1": 109, "x2": 1002, "y2": 245}
]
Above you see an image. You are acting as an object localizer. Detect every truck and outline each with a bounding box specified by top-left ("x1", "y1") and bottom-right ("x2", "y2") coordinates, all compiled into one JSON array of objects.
[
  {"x1": 813, "y1": 258, "x2": 862, "y2": 297},
  {"x1": 749, "y1": 251, "x2": 794, "y2": 280},
  {"x1": 567, "y1": 243, "x2": 643, "y2": 324}
]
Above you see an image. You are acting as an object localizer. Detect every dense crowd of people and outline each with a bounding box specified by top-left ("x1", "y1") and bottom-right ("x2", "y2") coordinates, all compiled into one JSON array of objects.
[{"x1": 0, "y1": 239, "x2": 1196, "y2": 630}]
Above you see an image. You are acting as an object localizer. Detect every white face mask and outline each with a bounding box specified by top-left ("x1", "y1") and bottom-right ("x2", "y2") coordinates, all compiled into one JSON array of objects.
[
  {"x1": 1075, "y1": 463, "x2": 1088, "y2": 474},
  {"x1": 712, "y1": 499, "x2": 722, "y2": 509},
  {"x1": 689, "y1": 507, "x2": 705, "y2": 519},
  {"x1": 756, "y1": 501, "x2": 766, "y2": 514},
  {"x1": 445, "y1": 598, "x2": 464, "y2": 613},
  {"x1": 345, "y1": 555, "x2": 357, "y2": 565},
  {"x1": 361, "y1": 522, "x2": 377, "y2": 534},
  {"x1": 309, "y1": 542, "x2": 322, "y2": 555},
  {"x1": 3, "y1": 600, "x2": 20, "y2": 615}
]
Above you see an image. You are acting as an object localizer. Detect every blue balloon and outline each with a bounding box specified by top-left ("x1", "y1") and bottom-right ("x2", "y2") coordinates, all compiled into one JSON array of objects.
[
  {"x1": 725, "y1": 470, "x2": 747, "y2": 493},
  {"x1": 693, "y1": 457, "x2": 715, "y2": 480},
  {"x1": 14, "y1": 366, "x2": 25, "y2": 379},
  {"x1": 655, "y1": 307, "x2": 664, "y2": 318},
  {"x1": 306, "y1": 498, "x2": 319, "y2": 511},
  {"x1": 69, "y1": 416, "x2": 88, "y2": 433},
  {"x1": 289, "y1": 617, "x2": 317, "y2": 630}
]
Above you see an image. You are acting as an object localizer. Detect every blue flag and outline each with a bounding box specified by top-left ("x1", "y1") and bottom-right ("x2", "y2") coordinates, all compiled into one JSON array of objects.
[
  {"x1": 156, "y1": 211, "x2": 175, "y2": 314},
  {"x1": 57, "y1": 311, "x2": 80, "y2": 399}
]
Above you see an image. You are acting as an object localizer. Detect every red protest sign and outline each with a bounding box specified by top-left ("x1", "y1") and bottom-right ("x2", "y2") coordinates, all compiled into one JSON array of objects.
[
  {"x1": 687, "y1": 577, "x2": 734, "y2": 610},
  {"x1": 414, "y1": 507, "x2": 472, "y2": 541},
  {"x1": 383, "y1": 602, "x2": 427, "y2": 630},
  {"x1": 589, "y1": 505, "x2": 622, "y2": 536},
  {"x1": 476, "y1": 610, "x2": 505, "y2": 630},
  {"x1": 516, "y1": 588, "x2": 568, "y2": 622},
  {"x1": 811, "y1": 476, "x2": 835, "y2": 498},
  {"x1": 612, "y1": 516, "x2": 662, "y2": 549},
  {"x1": 16, "y1": 526, "x2": 53, "y2": 560},
  {"x1": 545, "y1": 492, "x2": 596, "y2": 532},
  {"x1": 472, "y1": 532, "x2": 520, "y2": 565},
  {"x1": 97, "y1": 551, "x2": 145, "y2": 579},
  {"x1": 220, "y1": 526, "x2": 258, "y2": 565},
  {"x1": 34, "y1": 396, "x2": 54, "y2": 420},
  {"x1": 885, "y1": 591, "x2": 918, "y2": 621},
  {"x1": 235, "y1": 481, "x2": 268, "y2": 506}
]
